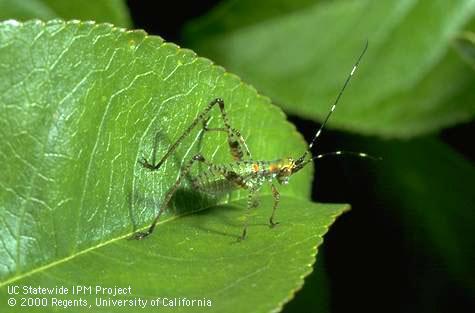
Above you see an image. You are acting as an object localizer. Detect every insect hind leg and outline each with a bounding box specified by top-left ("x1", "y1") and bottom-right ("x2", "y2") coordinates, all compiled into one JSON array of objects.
[
  {"x1": 130, "y1": 153, "x2": 208, "y2": 240},
  {"x1": 140, "y1": 98, "x2": 227, "y2": 171}
]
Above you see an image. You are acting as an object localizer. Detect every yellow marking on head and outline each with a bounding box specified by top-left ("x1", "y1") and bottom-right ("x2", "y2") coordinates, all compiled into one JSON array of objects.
[
  {"x1": 252, "y1": 163, "x2": 259, "y2": 172},
  {"x1": 280, "y1": 157, "x2": 295, "y2": 174}
]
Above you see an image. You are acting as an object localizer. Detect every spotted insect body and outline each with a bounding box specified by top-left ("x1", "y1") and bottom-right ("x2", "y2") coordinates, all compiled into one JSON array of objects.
[{"x1": 190, "y1": 158, "x2": 295, "y2": 196}]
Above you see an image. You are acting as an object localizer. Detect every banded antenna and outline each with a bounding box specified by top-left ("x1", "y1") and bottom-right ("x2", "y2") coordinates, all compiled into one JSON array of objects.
[{"x1": 297, "y1": 41, "x2": 369, "y2": 164}]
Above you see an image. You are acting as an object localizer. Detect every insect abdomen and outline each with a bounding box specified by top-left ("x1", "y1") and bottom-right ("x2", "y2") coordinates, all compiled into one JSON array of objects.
[
  {"x1": 194, "y1": 178, "x2": 239, "y2": 196},
  {"x1": 192, "y1": 163, "x2": 242, "y2": 195}
]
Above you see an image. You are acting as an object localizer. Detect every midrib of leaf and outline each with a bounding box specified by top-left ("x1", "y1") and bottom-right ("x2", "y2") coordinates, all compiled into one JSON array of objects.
[
  {"x1": 0, "y1": 197, "x2": 348, "y2": 310},
  {"x1": 0, "y1": 197, "x2": 241, "y2": 288}
]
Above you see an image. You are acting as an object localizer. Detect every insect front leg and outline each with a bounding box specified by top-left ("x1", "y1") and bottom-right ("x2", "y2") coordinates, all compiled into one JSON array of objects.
[
  {"x1": 269, "y1": 183, "x2": 280, "y2": 228},
  {"x1": 131, "y1": 154, "x2": 207, "y2": 240}
]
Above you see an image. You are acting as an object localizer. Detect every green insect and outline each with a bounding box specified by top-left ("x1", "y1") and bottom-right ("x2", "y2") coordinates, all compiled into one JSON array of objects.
[{"x1": 131, "y1": 42, "x2": 369, "y2": 241}]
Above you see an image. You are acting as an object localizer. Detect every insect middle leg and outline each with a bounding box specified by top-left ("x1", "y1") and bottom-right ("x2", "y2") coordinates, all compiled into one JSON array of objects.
[
  {"x1": 238, "y1": 187, "x2": 261, "y2": 241},
  {"x1": 190, "y1": 164, "x2": 255, "y2": 241},
  {"x1": 131, "y1": 154, "x2": 207, "y2": 240},
  {"x1": 269, "y1": 183, "x2": 280, "y2": 228},
  {"x1": 237, "y1": 181, "x2": 280, "y2": 241}
]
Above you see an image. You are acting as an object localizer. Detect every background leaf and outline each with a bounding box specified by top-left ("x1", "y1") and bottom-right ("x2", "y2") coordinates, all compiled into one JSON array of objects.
[
  {"x1": 454, "y1": 31, "x2": 475, "y2": 69},
  {"x1": 345, "y1": 136, "x2": 475, "y2": 291},
  {"x1": 0, "y1": 20, "x2": 346, "y2": 312},
  {"x1": 282, "y1": 251, "x2": 330, "y2": 312},
  {"x1": 0, "y1": 0, "x2": 131, "y2": 27},
  {"x1": 184, "y1": 0, "x2": 475, "y2": 138},
  {"x1": 340, "y1": 136, "x2": 475, "y2": 290}
]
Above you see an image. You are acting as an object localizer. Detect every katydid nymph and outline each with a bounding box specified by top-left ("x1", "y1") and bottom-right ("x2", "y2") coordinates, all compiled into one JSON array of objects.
[{"x1": 131, "y1": 42, "x2": 370, "y2": 241}]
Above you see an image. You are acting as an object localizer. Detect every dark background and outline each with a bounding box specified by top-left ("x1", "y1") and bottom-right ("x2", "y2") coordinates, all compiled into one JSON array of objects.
[{"x1": 126, "y1": 1, "x2": 474, "y2": 312}]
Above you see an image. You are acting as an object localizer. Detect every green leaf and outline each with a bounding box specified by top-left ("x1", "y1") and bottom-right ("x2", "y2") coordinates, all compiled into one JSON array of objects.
[
  {"x1": 184, "y1": 0, "x2": 317, "y2": 38},
  {"x1": 1, "y1": 196, "x2": 347, "y2": 313},
  {"x1": 0, "y1": 0, "x2": 131, "y2": 27},
  {"x1": 184, "y1": 0, "x2": 475, "y2": 138},
  {"x1": 454, "y1": 31, "x2": 475, "y2": 69},
  {"x1": 0, "y1": 20, "x2": 347, "y2": 312}
]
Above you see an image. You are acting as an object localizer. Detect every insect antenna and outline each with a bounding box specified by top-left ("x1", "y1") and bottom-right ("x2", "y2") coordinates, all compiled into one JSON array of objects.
[
  {"x1": 313, "y1": 151, "x2": 381, "y2": 161},
  {"x1": 296, "y1": 150, "x2": 381, "y2": 170},
  {"x1": 296, "y1": 41, "x2": 369, "y2": 166}
]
